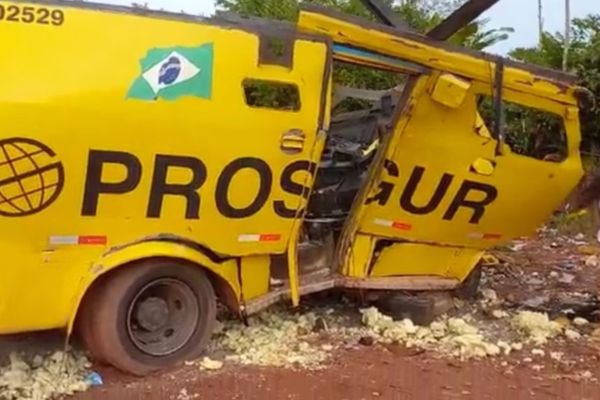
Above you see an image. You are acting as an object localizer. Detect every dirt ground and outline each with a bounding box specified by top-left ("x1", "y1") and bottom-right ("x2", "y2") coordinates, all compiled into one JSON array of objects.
[
  {"x1": 3, "y1": 226, "x2": 600, "y2": 400},
  {"x1": 70, "y1": 346, "x2": 600, "y2": 400}
]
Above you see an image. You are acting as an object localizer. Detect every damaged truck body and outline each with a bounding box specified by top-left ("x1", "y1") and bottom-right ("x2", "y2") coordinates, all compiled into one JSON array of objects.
[{"x1": 0, "y1": 0, "x2": 585, "y2": 375}]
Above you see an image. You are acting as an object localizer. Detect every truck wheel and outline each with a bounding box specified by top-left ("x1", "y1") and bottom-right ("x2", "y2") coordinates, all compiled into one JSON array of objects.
[
  {"x1": 80, "y1": 259, "x2": 217, "y2": 376},
  {"x1": 77, "y1": 280, "x2": 107, "y2": 364}
]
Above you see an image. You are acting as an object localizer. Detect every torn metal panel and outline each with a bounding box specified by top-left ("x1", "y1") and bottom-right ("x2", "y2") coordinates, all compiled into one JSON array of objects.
[
  {"x1": 341, "y1": 276, "x2": 460, "y2": 290},
  {"x1": 298, "y1": 5, "x2": 579, "y2": 105},
  {"x1": 333, "y1": 44, "x2": 429, "y2": 75},
  {"x1": 299, "y1": 4, "x2": 578, "y2": 90}
]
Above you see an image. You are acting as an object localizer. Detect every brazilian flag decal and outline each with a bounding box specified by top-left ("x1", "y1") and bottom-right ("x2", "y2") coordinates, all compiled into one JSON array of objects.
[{"x1": 127, "y1": 43, "x2": 214, "y2": 101}]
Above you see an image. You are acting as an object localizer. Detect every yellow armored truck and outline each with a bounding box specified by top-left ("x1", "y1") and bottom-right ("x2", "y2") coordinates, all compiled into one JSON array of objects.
[{"x1": 0, "y1": 0, "x2": 584, "y2": 375}]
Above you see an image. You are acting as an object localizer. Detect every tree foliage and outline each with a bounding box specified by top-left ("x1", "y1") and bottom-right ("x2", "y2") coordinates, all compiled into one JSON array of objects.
[
  {"x1": 509, "y1": 15, "x2": 600, "y2": 156},
  {"x1": 216, "y1": 0, "x2": 512, "y2": 50}
]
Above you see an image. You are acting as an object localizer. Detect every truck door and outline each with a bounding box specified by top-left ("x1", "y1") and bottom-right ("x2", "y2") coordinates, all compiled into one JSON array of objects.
[{"x1": 344, "y1": 73, "x2": 582, "y2": 280}]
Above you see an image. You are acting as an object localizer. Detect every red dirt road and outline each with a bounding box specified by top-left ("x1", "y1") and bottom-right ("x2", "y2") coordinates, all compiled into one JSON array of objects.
[{"x1": 72, "y1": 344, "x2": 600, "y2": 400}]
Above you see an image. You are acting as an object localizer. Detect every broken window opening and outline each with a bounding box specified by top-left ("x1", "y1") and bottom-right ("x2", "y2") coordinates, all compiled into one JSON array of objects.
[
  {"x1": 243, "y1": 79, "x2": 301, "y2": 111},
  {"x1": 476, "y1": 96, "x2": 568, "y2": 163},
  {"x1": 331, "y1": 61, "x2": 407, "y2": 116}
]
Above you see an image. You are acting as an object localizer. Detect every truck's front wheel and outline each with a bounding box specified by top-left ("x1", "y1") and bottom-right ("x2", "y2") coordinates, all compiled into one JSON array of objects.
[{"x1": 80, "y1": 259, "x2": 217, "y2": 376}]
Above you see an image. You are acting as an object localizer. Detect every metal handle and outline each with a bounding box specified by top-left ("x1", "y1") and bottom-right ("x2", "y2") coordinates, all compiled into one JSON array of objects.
[{"x1": 280, "y1": 129, "x2": 306, "y2": 154}]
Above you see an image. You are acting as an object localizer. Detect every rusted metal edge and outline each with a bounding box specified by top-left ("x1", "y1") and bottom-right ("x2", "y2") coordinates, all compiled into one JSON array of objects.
[
  {"x1": 244, "y1": 278, "x2": 338, "y2": 315},
  {"x1": 341, "y1": 276, "x2": 460, "y2": 290},
  {"x1": 299, "y1": 4, "x2": 578, "y2": 86},
  {"x1": 427, "y1": 0, "x2": 501, "y2": 41},
  {"x1": 244, "y1": 274, "x2": 459, "y2": 315}
]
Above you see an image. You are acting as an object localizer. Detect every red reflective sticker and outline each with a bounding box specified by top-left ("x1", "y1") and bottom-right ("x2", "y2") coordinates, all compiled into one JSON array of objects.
[
  {"x1": 259, "y1": 234, "x2": 282, "y2": 242},
  {"x1": 78, "y1": 236, "x2": 107, "y2": 245},
  {"x1": 392, "y1": 221, "x2": 412, "y2": 231}
]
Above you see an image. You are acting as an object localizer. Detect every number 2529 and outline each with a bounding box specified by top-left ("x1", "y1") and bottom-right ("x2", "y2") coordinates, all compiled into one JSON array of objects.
[{"x1": 0, "y1": 5, "x2": 65, "y2": 26}]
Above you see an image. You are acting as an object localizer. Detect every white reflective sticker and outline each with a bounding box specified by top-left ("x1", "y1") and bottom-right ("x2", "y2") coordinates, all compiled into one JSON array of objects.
[{"x1": 49, "y1": 235, "x2": 79, "y2": 245}]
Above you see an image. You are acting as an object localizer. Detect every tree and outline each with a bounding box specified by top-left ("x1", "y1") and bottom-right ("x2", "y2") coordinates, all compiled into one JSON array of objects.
[
  {"x1": 509, "y1": 14, "x2": 600, "y2": 156},
  {"x1": 215, "y1": 0, "x2": 512, "y2": 50}
]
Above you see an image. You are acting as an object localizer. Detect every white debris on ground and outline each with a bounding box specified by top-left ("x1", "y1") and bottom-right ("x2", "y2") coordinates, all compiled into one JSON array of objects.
[
  {"x1": 211, "y1": 294, "x2": 596, "y2": 370},
  {"x1": 215, "y1": 311, "x2": 332, "y2": 369},
  {"x1": 0, "y1": 351, "x2": 90, "y2": 400},
  {"x1": 584, "y1": 255, "x2": 599, "y2": 267},
  {"x1": 360, "y1": 308, "x2": 510, "y2": 359},
  {"x1": 511, "y1": 311, "x2": 563, "y2": 345},
  {"x1": 573, "y1": 317, "x2": 589, "y2": 326},
  {"x1": 199, "y1": 357, "x2": 223, "y2": 371}
]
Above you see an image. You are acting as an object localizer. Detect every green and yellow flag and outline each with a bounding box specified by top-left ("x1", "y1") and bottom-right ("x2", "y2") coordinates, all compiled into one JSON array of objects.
[{"x1": 128, "y1": 43, "x2": 214, "y2": 101}]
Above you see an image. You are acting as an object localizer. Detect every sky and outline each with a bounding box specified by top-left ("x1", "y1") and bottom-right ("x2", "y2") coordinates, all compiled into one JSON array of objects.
[{"x1": 98, "y1": 0, "x2": 599, "y2": 54}]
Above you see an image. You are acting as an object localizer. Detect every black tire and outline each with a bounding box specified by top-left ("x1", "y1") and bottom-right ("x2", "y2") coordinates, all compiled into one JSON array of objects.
[
  {"x1": 79, "y1": 259, "x2": 217, "y2": 376},
  {"x1": 77, "y1": 278, "x2": 108, "y2": 364},
  {"x1": 454, "y1": 264, "x2": 482, "y2": 300}
]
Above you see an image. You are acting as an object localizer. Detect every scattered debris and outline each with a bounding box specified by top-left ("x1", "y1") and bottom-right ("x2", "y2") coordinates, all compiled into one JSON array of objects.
[
  {"x1": 199, "y1": 357, "x2": 224, "y2": 371},
  {"x1": 564, "y1": 329, "x2": 581, "y2": 340},
  {"x1": 216, "y1": 311, "x2": 330, "y2": 369},
  {"x1": 313, "y1": 317, "x2": 329, "y2": 333},
  {"x1": 573, "y1": 317, "x2": 589, "y2": 326},
  {"x1": 510, "y1": 242, "x2": 527, "y2": 252},
  {"x1": 531, "y1": 349, "x2": 545, "y2": 357},
  {"x1": 177, "y1": 388, "x2": 199, "y2": 400},
  {"x1": 481, "y1": 254, "x2": 500, "y2": 266},
  {"x1": 557, "y1": 273, "x2": 576, "y2": 285},
  {"x1": 577, "y1": 245, "x2": 598, "y2": 255},
  {"x1": 360, "y1": 308, "x2": 502, "y2": 359},
  {"x1": 581, "y1": 371, "x2": 593, "y2": 380},
  {"x1": 480, "y1": 289, "x2": 499, "y2": 304},
  {"x1": 85, "y1": 371, "x2": 103, "y2": 386},
  {"x1": 521, "y1": 295, "x2": 550, "y2": 310},
  {"x1": 584, "y1": 255, "x2": 599, "y2": 267},
  {"x1": 491, "y1": 310, "x2": 509, "y2": 319},
  {"x1": 0, "y1": 351, "x2": 90, "y2": 400},
  {"x1": 511, "y1": 312, "x2": 562, "y2": 344}
]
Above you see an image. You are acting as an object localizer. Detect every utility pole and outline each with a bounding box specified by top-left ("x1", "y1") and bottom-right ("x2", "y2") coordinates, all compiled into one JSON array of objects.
[
  {"x1": 537, "y1": 0, "x2": 544, "y2": 46},
  {"x1": 562, "y1": 0, "x2": 571, "y2": 71}
]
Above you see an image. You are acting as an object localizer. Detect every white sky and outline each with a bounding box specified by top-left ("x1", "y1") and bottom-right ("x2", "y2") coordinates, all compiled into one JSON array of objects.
[{"x1": 96, "y1": 0, "x2": 599, "y2": 54}]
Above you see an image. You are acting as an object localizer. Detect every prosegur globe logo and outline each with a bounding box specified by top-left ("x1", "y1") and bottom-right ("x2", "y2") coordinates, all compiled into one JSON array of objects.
[{"x1": 0, "y1": 138, "x2": 64, "y2": 217}]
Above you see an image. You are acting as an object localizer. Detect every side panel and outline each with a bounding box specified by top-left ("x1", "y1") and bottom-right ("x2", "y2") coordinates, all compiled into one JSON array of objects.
[
  {"x1": 345, "y1": 73, "x2": 582, "y2": 279},
  {"x1": 0, "y1": 1, "x2": 329, "y2": 331},
  {"x1": 370, "y1": 243, "x2": 483, "y2": 281},
  {"x1": 358, "y1": 74, "x2": 582, "y2": 250}
]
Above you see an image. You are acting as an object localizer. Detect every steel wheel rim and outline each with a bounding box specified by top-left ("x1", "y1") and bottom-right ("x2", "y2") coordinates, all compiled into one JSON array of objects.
[{"x1": 126, "y1": 278, "x2": 199, "y2": 357}]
